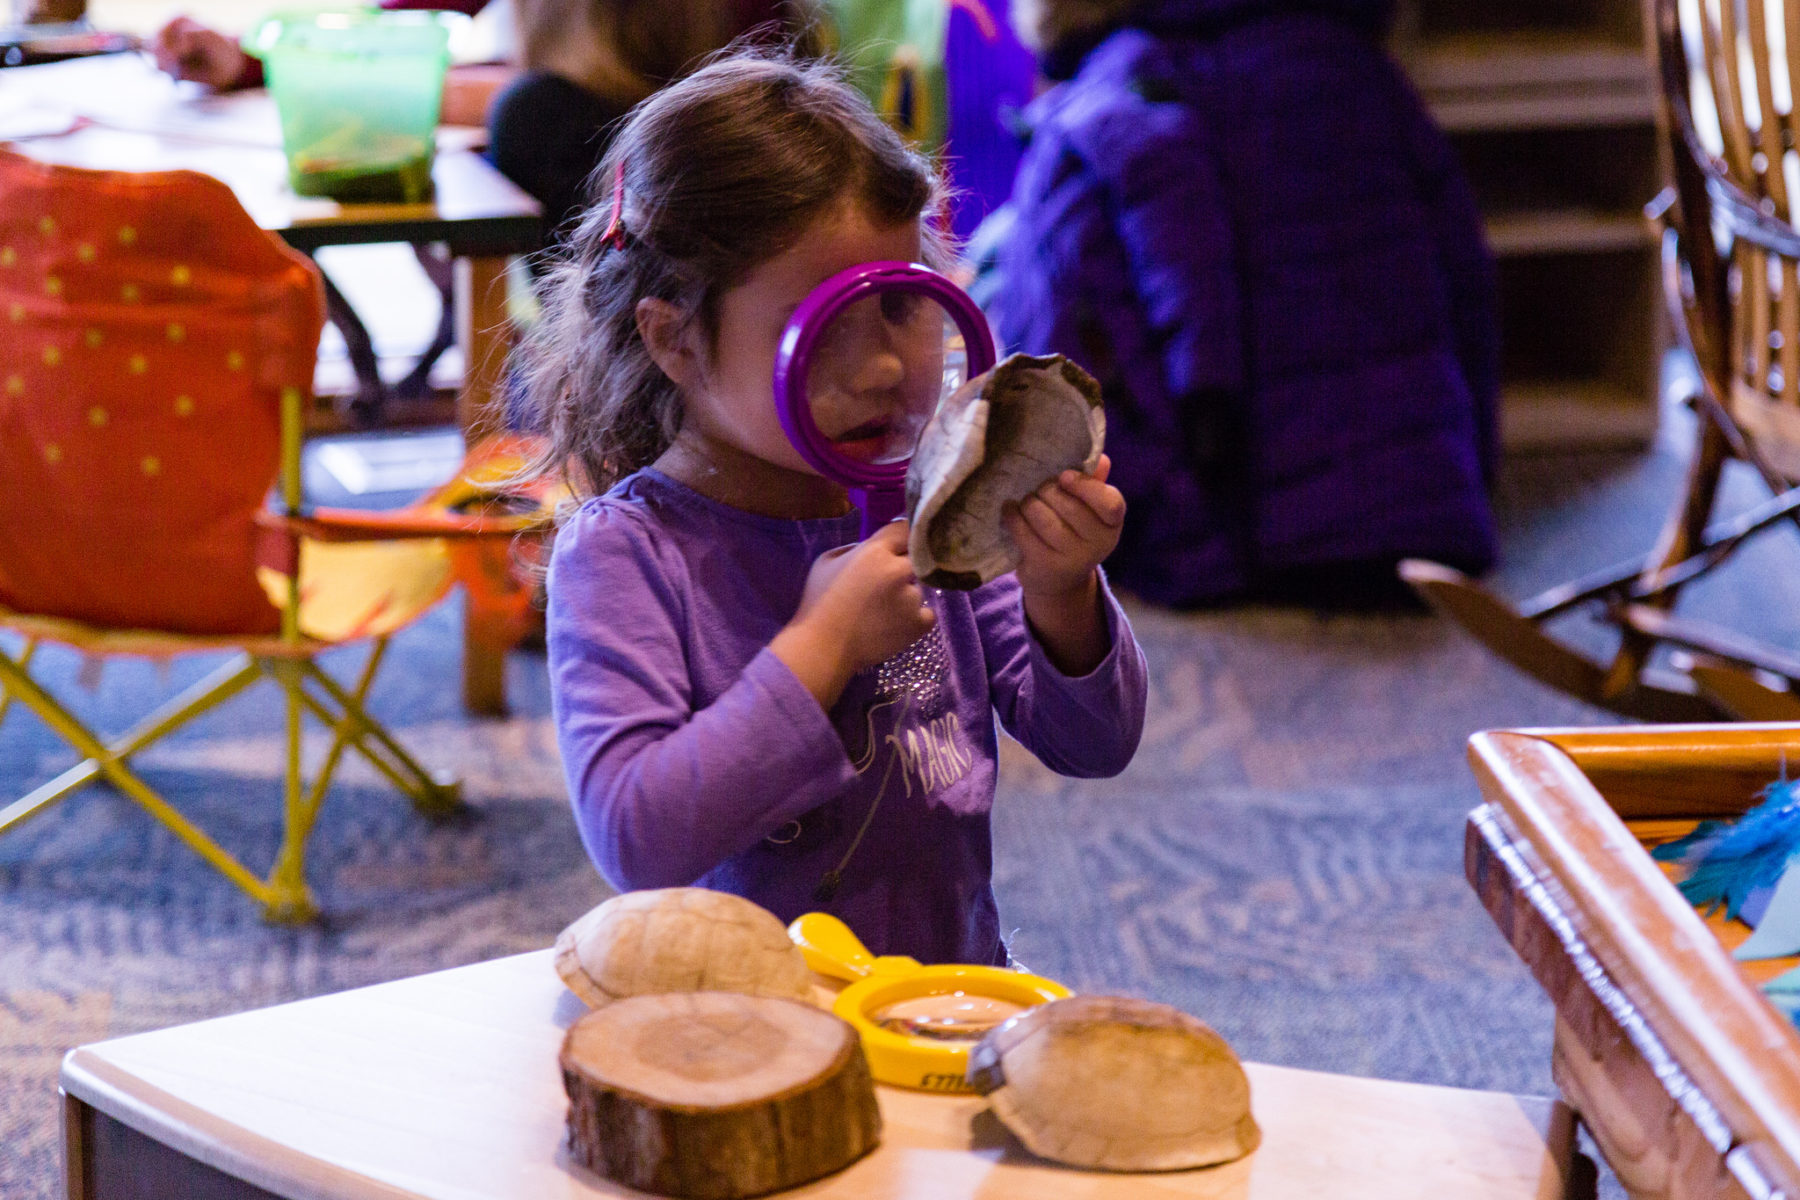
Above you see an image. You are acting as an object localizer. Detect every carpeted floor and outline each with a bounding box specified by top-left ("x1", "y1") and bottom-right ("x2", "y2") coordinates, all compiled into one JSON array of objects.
[{"x1": 7, "y1": 406, "x2": 1800, "y2": 1197}]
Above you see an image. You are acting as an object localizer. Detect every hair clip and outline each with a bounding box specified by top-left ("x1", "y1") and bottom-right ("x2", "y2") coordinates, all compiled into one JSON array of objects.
[{"x1": 599, "y1": 160, "x2": 628, "y2": 251}]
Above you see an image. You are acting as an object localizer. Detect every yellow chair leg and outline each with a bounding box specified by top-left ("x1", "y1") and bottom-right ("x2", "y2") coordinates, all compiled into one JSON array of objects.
[
  {"x1": 0, "y1": 650, "x2": 277, "y2": 908},
  {"x1": 289, "y1": 680, "x2": 455, "y2": 812},
  {"x1": 286, "y1": 641, "x2": 403, "y2": 828},
  {"x1": 255, "y1": 649, "x2": 398, "y2": 924},
  {"x1": 296, "y1": 647, "x2": 463, "y2": 817},
  {"x1": 0, "y1": 636, "x2": 37, "y2": 730},
  {"x1": 0, "y1": 634, "x2": 458, "y2": 923},
  {"x1": 251, "y1": 653, "x2": 440, "y2": 813},
  {"x1": 0, "y1": 654, "x2": 261, "y2": 835},
  {"x1": 262, "y1": 658, "x2": 319, "y2": 925}
]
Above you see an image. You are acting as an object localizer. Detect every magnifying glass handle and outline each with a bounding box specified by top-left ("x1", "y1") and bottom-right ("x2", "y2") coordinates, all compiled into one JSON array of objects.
[{"x1": 852, "y1": 486, "x2": 906, "y2": 537}]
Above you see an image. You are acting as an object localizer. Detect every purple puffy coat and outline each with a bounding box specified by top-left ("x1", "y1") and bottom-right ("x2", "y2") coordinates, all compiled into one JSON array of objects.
[{"x1": 983, "y1": 0, "x2": 1499, "y2": 606}]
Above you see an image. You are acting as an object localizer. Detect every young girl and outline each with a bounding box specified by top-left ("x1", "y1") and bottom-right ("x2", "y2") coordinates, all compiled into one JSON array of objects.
[{"x1": 528, "y1": 53, "x2": 1148, "y2": 967}]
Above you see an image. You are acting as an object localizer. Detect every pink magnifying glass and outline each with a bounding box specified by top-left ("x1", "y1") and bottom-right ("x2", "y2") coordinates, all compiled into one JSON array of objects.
[{"x1": 773, "y1": 262, "x2": 998, "y2": 536}]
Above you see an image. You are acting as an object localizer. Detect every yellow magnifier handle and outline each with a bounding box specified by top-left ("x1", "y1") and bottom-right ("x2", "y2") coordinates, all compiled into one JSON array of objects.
[{"x1": 789, "y1": 912, "x2": 922, "y2": 982}]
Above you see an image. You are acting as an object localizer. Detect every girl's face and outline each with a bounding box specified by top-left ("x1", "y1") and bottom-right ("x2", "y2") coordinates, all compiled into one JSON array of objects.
[
  {"x1": 802, "y1": 286, "x2": 949, "y2": 465},
  {"x1": 668, "y1": 201, "x2": 927, "y2": 478}
]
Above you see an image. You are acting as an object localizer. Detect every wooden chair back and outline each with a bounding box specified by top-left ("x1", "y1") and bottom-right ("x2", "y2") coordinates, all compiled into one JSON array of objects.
[
  {"x1": 1652, "y1": 0, "x2": 1800, "y2": 478},
  {"x1": 0, "y1": 148, "x2": 323, "y2": 635}
]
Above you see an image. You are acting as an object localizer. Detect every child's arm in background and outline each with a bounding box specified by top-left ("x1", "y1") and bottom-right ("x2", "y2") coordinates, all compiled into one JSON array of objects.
[{"x1": 548, "y1": 508, "x2": 860, "y2": 891}]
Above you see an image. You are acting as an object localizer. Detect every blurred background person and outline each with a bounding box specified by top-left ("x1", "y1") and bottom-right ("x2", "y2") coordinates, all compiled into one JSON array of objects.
[
  {"x1": 817, "y1": 0, "x2": 1035, "y2": 241},
  {"x1": 979, "y1": 0, "x2": 1499, "y2": 610}
]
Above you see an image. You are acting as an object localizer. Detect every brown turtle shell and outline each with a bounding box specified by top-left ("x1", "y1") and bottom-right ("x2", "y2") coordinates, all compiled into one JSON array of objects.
[
  {"x1": 905, "y1": 353, "x2": 1104, "y2": 590},
  {"x1": 967, "y1": 994, "x2": 1261, "y2": 1172},
  {"x1": 554, "y1": 887, "x2": 814, "y2": 1010}
]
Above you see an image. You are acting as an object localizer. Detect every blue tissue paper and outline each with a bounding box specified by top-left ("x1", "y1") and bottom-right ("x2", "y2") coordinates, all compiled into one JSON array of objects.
[{"x1": 1653, "y1": 780, "x2": 1800, "y2": 923}]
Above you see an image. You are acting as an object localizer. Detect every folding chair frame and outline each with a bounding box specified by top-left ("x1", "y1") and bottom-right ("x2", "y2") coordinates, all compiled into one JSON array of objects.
[
  {"x1": 0, "y1": 633, "x2": 460, "y2": 922},
  {"x1": 0, "y1": 387, "x2": 535, "y2": 922}
]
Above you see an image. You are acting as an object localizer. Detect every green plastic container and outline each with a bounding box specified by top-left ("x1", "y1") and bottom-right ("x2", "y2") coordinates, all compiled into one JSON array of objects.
[{"x1": 245, "y1": 9, "x2": 456, "y2": 203}]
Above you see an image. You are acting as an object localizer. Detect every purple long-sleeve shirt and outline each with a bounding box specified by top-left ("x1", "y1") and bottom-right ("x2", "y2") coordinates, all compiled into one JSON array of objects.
[{"x1": 547, "y1": 468, "x2": 1148, "y2": 965}]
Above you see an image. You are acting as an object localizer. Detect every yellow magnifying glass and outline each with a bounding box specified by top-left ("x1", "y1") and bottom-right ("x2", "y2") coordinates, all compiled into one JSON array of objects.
[{"x1": 788, "y1": 912, "x2": 1071, "y2": 1092}]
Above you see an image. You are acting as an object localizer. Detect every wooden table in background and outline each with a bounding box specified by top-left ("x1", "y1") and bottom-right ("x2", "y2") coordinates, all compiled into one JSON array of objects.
[
  {"x1": 0, "y1": 53, "x2": 542, "y2": 714},
  {"x1": 59, "y1": 949, "x2": 1586, "y2": 1200}
]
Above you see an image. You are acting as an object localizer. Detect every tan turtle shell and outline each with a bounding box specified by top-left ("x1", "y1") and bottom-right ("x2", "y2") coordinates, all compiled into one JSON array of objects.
[
  {"x1": 554, "y1": 888, "x2": 814, "y2": 1009},
  {"x1": 966, "y1": 995, "x2": 1260, "y2": 1172}
]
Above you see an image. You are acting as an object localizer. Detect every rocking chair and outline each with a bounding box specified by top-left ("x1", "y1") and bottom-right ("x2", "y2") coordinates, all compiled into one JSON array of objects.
[{"x1": 1402, "y1": 0, "x2": 1800, "y2": 722}]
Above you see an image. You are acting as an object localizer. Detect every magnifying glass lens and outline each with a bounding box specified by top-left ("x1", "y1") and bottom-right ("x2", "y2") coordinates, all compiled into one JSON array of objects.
[
  {"x1": 875, "y1": 991, "x2": 1026, "y2": 1041},
  {"x1": 804, "y1": 291, "x2": 968, "y2": 465}
]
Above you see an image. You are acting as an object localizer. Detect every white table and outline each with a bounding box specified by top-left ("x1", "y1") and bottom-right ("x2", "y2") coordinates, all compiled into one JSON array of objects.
[
  {"x1": 60, "y1": 949, "x2": 1584, "y2": 1200},
  {"x1": 0, "y1": 53, "x2": 529, "y2": 257}
]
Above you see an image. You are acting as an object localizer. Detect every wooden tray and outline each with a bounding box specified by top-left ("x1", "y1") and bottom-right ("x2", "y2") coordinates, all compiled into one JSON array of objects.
[{"x1": 1467, "y1": 724, "x2": 1800, "y2": 1200}]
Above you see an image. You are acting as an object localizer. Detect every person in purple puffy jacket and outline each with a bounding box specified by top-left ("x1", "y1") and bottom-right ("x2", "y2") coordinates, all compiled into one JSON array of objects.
[{"x1": 981, "y1": 0, "x2": 1499, "y2": 609}]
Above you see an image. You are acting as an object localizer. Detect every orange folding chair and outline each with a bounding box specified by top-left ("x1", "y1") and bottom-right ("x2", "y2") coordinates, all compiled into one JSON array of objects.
[{"x1": 0, "y1": 147, "x2": 551, "y2": 921}]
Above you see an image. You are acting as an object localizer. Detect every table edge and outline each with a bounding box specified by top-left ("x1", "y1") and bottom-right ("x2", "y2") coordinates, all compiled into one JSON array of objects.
[
  {"x1": 57, "y1": 948, "x2": 1574, "y2": 1200},
  {"x1": 56, "y1": 952, "x2": 566, "y2": 1200},
  {"x1": 62, "y1": 1050, "x2": 425, "y2": 1200}
]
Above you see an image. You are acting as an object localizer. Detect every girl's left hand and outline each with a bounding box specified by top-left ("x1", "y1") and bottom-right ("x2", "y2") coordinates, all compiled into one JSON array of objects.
[{"x1": 1004, "y1": 455, "x2": 1126, "y2": 601}]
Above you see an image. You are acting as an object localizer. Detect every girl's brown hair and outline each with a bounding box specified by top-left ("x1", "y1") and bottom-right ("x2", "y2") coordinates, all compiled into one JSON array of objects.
[{"x1": 520, "y1": 51, "x2": 951, "y2": 497}]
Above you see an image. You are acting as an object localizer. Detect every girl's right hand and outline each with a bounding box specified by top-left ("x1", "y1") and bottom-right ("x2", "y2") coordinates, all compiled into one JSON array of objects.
[{"x1": 771, "y1": 521, "x2": 935, "y2": 709}]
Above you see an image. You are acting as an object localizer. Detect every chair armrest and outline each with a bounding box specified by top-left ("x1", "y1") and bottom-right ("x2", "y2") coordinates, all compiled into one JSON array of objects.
[
  {"x1": 258, "y1": 434, "x2": 564, "y2": 552},
  {"x1": 257, "y1": 504, "x2": 550, "y2": 544}
]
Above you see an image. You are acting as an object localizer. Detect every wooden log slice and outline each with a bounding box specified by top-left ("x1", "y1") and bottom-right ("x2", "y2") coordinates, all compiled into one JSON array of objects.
[{"x1": 561, "y1": 991, "x2": 881, "y2": 1200}]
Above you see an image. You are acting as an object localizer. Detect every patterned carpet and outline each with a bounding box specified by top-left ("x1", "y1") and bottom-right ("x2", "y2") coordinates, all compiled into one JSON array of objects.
[{"x1": 7, "y1": 408, "x2": 1799, "y2": 1197}]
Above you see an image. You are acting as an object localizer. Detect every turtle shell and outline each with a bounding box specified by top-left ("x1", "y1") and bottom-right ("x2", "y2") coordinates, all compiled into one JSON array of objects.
[
  {"x1": 554, "y1": 887, "x2": 814, "y2": 1009},
  {"x1": 905, "y1": 353, "x2": 1104, "y2": 590},
  {"x1": 966, "y1": 995, "x2": 1260, "y2": 1171}
]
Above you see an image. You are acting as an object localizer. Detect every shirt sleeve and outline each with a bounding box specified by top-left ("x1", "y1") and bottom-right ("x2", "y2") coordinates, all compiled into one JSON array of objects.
[
  {"x1": 972, "y1": 571, "x2": 1147, "y2": 778},
  {"x1": 546, "y1": 504, "x2": 857, "y2": 891}
]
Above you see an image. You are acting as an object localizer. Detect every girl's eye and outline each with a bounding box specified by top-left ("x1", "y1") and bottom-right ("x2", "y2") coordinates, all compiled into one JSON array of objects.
[{"x1": 880, "y1": 292, "x2": 922, "y2": 324}]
